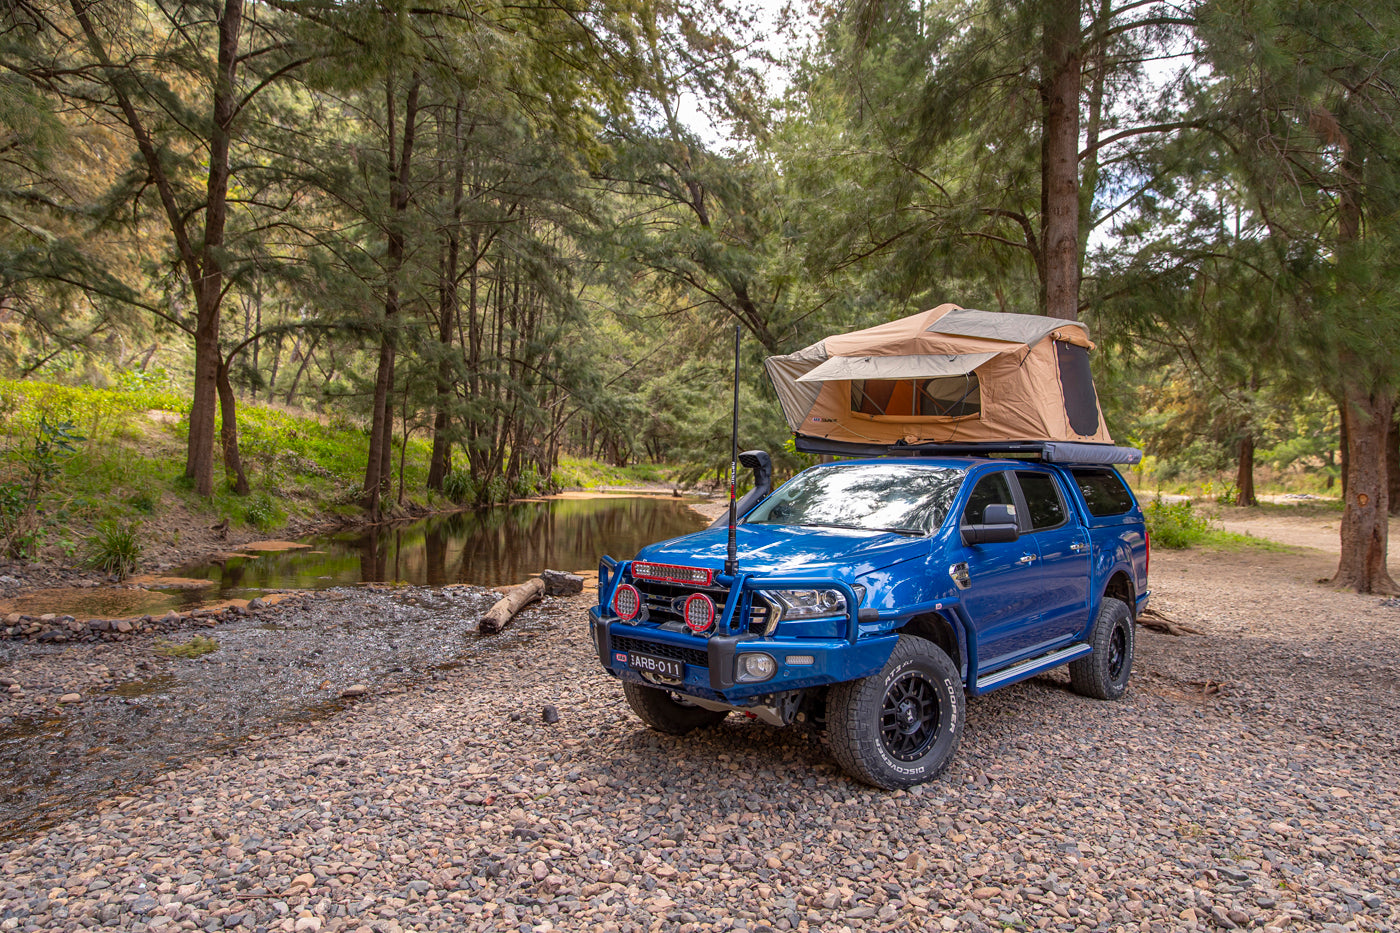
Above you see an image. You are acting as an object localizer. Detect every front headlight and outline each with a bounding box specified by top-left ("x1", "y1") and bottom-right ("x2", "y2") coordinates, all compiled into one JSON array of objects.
[{"x1": 760, "y1": 586, "x2": 864, "y2": 622}]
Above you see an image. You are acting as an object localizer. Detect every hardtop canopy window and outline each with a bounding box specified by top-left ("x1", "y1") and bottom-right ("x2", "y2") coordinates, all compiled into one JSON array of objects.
[{"x1": 851, "y1": 374, "x2": 981, "y2": 419}]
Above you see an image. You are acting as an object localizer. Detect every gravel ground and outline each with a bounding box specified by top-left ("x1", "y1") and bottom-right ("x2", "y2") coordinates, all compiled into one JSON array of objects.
[{"x1": 1, "y1": 543, "x2": 1398, "y2": 933}]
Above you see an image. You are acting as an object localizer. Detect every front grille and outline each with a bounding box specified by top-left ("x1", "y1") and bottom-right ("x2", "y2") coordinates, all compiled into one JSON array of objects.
[
  {"x1": 634, "y1": 579, "x2": 728, "y2": 626},
  {"x1": 613, "y1": 635, "x2": 709, "y2": 668}
]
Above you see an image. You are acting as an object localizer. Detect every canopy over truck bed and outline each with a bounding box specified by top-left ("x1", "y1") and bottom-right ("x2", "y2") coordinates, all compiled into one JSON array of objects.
[{"x1": 764, "y1": 303, "x2": 1140, "y2": 464}]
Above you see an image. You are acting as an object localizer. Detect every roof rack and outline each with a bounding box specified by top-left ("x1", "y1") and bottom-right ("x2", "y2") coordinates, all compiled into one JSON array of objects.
[{"x1": 793, "y1": 435, "x2": 1142, "y2": 466}]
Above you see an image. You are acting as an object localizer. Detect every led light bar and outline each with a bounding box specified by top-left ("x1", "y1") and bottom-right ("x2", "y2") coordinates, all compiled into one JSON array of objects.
[{"x1": 631, "y1": 562, "x2": 715, "y2": 586}]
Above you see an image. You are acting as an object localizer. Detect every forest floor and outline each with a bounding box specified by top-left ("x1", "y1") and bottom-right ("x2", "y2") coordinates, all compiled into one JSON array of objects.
[{"x1": 0, "y1": 500, "x2": 1397, "y2": 932}]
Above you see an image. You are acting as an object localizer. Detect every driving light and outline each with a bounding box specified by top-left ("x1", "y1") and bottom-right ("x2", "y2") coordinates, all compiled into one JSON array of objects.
[
  {"x1": 632, "y1": 562, "x2": 714, "y2": 586},
  {"x1": 612, "y1": 584, "x2": 641, "y2": 620},
  {"x1": 683, "y1": 593, "x2": 716, "y2": 633},
  {"x1": 786, "y1": 655, "x2": 816, "y2": 666},
  {"x1": 737, "y1": 653, "x2": 777, "y2": 682}
]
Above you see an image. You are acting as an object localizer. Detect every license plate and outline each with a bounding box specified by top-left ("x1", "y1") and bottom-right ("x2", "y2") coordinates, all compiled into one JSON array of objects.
[{"x1": 628, "y1": 652, "x2": 684, "y2": 680}]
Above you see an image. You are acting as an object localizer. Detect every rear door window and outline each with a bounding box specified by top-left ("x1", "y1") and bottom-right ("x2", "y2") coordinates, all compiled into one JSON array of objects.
[
  {"x1": 1071, "y1": 468, "x2": 1135, "y2": 516},
  {"x1": 1014, "y1": 471, "x2": 1067, "y2": 531}
]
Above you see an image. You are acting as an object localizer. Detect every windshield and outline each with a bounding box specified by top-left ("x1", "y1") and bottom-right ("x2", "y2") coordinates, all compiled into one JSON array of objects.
[{"x1": 745, "y1": 463, "x2": 965, "y2": 535}]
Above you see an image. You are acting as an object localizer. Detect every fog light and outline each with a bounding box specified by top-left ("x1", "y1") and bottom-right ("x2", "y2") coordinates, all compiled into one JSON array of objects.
[
  {"x1": 786, "y1": 654, "x2": 815, "y2": 666},
  {"x1": 737, "y1": 653, "x2": 777, "y2": 682},
  {"x1": 612, "y1": 584, "x2": 641, "y2": 620}
]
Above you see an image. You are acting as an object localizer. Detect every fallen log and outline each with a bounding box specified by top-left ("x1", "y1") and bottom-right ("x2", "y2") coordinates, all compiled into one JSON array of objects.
[
  {"x1": 479, "y1": 577, "x2": 545, "y2": 635},
  {"x1": 1137, "y1": 607, "x2": 1204, "y2": 637}
]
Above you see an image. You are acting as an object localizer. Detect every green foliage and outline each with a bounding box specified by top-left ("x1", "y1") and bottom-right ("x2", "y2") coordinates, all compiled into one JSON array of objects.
[
  {"x1": 154, "y1": 635, "x2": 219, "y2": 659},
  {"x1": 441, "y1": 470, "x2": 476, "y2": 505},
  {"x1": 0, "y1": 416, "x2": 84, "y2": 557},
  {"x1": 243, "y1": 493, "x2": 281, "y2": 533},
  {"x1": 553, "y1": 456, "x2": 669, "y2": 489},
  {"x1": 1144, "y1": 499, "x2": 1214, "y2": 549},
  {"x1": 85, "y1": 519, "x2": 142, "y2": 579}
]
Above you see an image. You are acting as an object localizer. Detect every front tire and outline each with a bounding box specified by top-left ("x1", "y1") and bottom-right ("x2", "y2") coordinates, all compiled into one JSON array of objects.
[
  {"x1": 622, "y1": 682, "x2": 728, "y2": 735},
  {"x1": 1069, "y1": 597, "x2": 1134, "y2": 700},
  {"x1": 826, "y1": 636, "x2": 964, "y2": 790}
]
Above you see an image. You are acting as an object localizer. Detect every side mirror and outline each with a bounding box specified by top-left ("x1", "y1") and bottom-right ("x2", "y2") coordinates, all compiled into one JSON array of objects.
[
  {"x1": 709, "y1": 450, "x2": 773, "y2": 528},
  {"x1": 961, "y1": 503, "x2": 1020, "y2": 545}
]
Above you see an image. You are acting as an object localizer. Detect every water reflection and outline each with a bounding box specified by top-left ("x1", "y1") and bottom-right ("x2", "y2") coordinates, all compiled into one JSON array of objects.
[{"x1": 178, "y1": 496, "x2": 708, "y2": 596}]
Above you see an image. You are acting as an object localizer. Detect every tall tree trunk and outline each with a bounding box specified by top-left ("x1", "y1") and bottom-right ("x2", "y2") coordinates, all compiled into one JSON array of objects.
[
  {"x1": 1039, "y1": 0, "x2": 1082, "y2": 321},
  {"x1": 216, "y1": 358, "x2": 250, "y2": 495},
  {"x1": 71, "y1": 0, "x2": 244, "y2": 497},
  {"x1": 1330, "y1": 144, "x2": 1393, "y2": 592},
  {"x1": 363, "y1": 71, "x2": 421, "y2": 520},
  {"x1": 1235, "y1": 433, "x2": 1256, "y2": 507},
  {"x1": 1332, "y1": 379, "x2": 1396, "y2": 593}
]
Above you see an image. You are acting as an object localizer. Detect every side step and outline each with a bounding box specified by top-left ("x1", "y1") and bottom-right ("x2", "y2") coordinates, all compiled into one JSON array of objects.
[{"x1": 974, "y1": 643, "x2": 1092, "y2": 694}]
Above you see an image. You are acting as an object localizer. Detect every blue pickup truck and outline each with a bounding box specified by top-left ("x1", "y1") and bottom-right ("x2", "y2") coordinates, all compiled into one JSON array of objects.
[{"x1": 589, "y1": 452, "x2": 1149, "y2": 789}]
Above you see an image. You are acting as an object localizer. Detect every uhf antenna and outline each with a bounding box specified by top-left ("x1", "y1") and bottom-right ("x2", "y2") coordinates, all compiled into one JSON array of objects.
[{"x1": 725, "y1": 324, "x2": 740, "y2": 578}]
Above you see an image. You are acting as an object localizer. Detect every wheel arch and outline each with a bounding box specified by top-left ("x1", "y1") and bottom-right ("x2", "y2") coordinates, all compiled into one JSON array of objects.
[
  {"x1": 896, "y1": 612, "x2": 966, "y2": 681},
  {"x1": 1101, "y1": 570, "x2": 1136, "y2": 620}
]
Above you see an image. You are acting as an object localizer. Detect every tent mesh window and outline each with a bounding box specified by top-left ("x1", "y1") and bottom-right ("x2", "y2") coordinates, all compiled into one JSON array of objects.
[
  {"x1": 1055, "y1": 342, "x2": 1101, "y2": 436},
  {"x1": 851, "y1": 375, "x2": 981, "y2": 418}
]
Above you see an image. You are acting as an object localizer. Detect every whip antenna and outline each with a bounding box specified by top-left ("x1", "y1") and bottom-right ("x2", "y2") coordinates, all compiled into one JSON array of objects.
[{"x1": 725, "y1": 324, "x2": 740, "y2": 577}]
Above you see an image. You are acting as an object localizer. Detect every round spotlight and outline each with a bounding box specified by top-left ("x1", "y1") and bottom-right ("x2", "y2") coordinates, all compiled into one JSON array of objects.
[
  {"x1": 612, "y1": 584, "x2": 641, "y2": 620},
  {"x1": 683, "y1": 593, "x2": 716, "y2": 633}
]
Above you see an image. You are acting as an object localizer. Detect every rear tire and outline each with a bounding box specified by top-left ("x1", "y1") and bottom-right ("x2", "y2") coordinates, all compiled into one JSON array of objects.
[
  {"x1": 1069, "y1": 597, "x2": 1134, "y2": 700},
  {"x1": 622, "y1": 682, "x2": 728, "y2": 735},
  {"x1": 826, "y1": 636, "x2": 964, "y2": 790}
]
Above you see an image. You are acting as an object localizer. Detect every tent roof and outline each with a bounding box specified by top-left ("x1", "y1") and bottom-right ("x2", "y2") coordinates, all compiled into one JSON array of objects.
[{"x1": 795, "y1": 351, "x2": 998, "y2": 383}]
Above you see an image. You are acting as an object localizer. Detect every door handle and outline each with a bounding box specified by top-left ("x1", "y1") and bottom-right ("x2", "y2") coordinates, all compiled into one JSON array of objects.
[
  {"x1": 1017, "y1": 554, "x2": 1036, "y2": 565},
  {"x1": 1070, "y1": 542, "x2": 1089, "y2": 553}
]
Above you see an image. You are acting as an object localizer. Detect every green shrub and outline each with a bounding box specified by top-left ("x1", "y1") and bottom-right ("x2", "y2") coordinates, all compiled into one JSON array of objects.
[
  {"x1": 244, "y1": 492, "x2": 280, "y2": 532},
  {"x1": 86, "y1": 519, "x2": 142, "y2": 579},
  {"x1": 442, "y1": 469, "x2": 476, "y2": 504},
  {"x1": 1144, "y1": 498, "x2": 1213, "y2": 549}
]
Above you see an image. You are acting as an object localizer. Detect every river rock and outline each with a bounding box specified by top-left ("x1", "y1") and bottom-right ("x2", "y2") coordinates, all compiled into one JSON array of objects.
[
  {"x1": 115, "y1": 620, "x2": 133, "y2": 633},
  {"x1": 341, "y1": 685, "x2": 368, "y2": 698},
  {"x1": 58, "y1": 693, "x2": 81, "y2": 704},
  {"x1": 542, "y1": 570, "x2": 584, "y2": 596}
]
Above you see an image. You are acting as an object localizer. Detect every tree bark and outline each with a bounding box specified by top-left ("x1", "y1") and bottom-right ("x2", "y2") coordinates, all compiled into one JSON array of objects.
[
  {"x1": 216, "y1": 358, "x2": 250, "y2": 495},
  {"x1": 1039, "y1": 0, "x2": 1082, "y2": 321},
  {"x1": 1235, "y1": 433, "x2": 1256, "y2": 507},
  {"x1": 1331, "y1": 378, "x2": 1397, "y2": 593},
  {"x1": 1387, "y1": 411, "x2": 1399, "y2": 516}
]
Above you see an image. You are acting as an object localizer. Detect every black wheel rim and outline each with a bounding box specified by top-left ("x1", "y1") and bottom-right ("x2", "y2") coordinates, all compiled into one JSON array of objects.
[
  {"x1": 880, "y1": 671, "x2": 942, "y2": 762},
  {"x1": 1108, "y1": 623, "x2": 1127, "y2": 681}
]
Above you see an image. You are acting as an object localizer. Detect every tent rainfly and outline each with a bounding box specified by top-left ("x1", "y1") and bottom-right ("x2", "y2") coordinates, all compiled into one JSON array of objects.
[{"x1": 765, "y1": 303, "x2": 1124, "y2": 454}]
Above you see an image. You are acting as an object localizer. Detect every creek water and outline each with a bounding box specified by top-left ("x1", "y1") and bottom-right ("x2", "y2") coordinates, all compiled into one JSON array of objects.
[
  {"x1": 174, "y1": 494, "x2": 710, "y2": 596},
  {"x1": 0, "y1": 496, "x2": 708, "y2": 836}
]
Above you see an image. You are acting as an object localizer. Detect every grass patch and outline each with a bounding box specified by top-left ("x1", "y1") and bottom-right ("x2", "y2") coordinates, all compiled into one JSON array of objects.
[
  {"x1": 554, "y1": 455, "x2": 672, "y2": 489},
  {"x1": 1146, "y1": 498, "x2": 1299, "y2": 553},
  {"x1": 85, "y1": 519, "x2": 142, "y2": 579},
  {"x1": 154, "y1": 635, "x2": 219, "y2": 659}
]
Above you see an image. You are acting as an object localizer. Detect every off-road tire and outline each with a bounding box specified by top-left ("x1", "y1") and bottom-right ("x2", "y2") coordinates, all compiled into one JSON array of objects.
[
  {"x1": 826, "y1": 636, "x2": 964, "y2": 790},
  {"x1": 1069, "y1": 597, "x2": 1134, "y2": 700},
  {"x1": 622, "y1": 682, "x2": 728, "y2": 735}
]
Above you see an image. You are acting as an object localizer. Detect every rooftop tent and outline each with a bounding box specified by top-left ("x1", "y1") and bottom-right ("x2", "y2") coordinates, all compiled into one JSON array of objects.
[{"x1": 765, "y1": 304, "x2": 1135, "y2": 460}]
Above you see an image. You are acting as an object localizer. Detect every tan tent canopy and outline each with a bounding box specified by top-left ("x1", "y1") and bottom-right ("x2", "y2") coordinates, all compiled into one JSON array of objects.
[{"x1": 764, "y1": 303, "x2": 1118, "y2": 451}]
